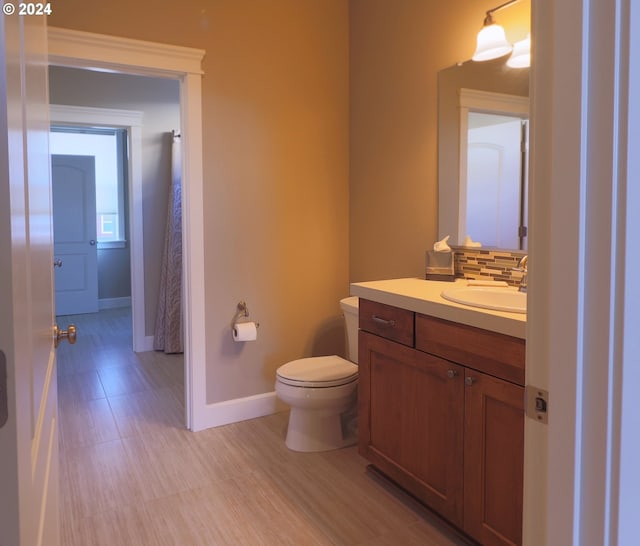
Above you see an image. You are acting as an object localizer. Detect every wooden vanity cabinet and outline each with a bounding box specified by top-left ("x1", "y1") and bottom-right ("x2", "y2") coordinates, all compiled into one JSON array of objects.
[
  {"x1": 415, "y1": 314, "x2": 525, "y2": 387},
  {"x1": 358, "y1": 299, "x2": 525, "y2": 546},
  {"x1": 463, "y1": 369, "x2": 524, "y2": 546},
  {"x1": 358, "y1": 330, "x2": 465, "y2": 526},
  {"x1": 416, "y1": 314, "x2": 525, "y2": 545}
]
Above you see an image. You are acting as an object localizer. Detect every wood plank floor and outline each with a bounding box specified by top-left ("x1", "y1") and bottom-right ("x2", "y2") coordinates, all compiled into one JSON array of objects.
[{"x1": 56, "y1": 308, "x2": 472, "y2": 546}]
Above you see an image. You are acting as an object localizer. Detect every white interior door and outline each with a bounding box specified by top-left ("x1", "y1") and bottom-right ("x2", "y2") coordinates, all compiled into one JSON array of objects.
[
  {"x1": 52, "y1": 154, "x2": 99, "y2": 315},
  {"x1": 0, "y1": 12, "x2": 60, "y2": 546}
]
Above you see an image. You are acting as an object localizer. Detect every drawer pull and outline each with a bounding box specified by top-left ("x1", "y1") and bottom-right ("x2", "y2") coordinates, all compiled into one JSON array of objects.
[
  {"x1": 465, "y1": 376, "x2": 477, "y2": 386},
  {"x1": 447, "y1": 369, "x2": 458, "y2": 379},
  {"x1": 372, "y1": 315, "x2": 396, "y2": 327}
]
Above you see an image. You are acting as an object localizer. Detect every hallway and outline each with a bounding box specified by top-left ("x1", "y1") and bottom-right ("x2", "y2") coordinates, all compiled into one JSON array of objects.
[{"x1": 56, "y1": 309, "x2": 468, "y2": 545}]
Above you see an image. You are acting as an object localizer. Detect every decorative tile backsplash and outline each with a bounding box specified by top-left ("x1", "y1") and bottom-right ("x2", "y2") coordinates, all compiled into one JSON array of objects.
[{"x1": 452, "y1": 247, "x2": 527, "y2": 287}]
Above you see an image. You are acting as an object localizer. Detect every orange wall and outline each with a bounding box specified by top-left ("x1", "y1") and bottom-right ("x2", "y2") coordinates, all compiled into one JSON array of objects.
[
  {"x1": 50, "y1": 1, "x2": 350, "y2": 403},
  {"x1": 49, "y1": 0, "x2": 530, "y2": 404},
  {"x1": 349, "y1": 0, "x2": 530, "y2": 281}
]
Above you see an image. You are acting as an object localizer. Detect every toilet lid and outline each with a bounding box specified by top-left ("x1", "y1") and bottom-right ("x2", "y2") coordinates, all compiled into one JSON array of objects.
[{"x1": 276, "y1": 356, "x2": 358, "y2": 388}]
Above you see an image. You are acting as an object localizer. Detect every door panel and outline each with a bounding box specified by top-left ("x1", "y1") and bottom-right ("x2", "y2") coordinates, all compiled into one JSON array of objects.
[
  {"x1": 464, "y1": 371, "x2": 524, "y2": 546},
  {"x1": 359, "y1": 331, "x2": 465, "y2": 526},
  {"x1": 0, "y1": 12, "x2": 60, "y2": 546},
  {"x1": 52, "y1": 155, "x2": 98, "y2": 315}
]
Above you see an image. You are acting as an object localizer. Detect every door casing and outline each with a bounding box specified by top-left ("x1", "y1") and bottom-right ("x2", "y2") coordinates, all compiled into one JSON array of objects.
[
  {"x1": 48, "y1": 27, "x2": 207, "y2": 431},
  {"x1": 50, "y1": 106, "x2": 147, "y2": 349}
]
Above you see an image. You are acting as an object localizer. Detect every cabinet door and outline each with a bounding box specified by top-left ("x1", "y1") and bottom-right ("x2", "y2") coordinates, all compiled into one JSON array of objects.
[
  {"x1": 358, "y1": 331, "x2": 464, "y2": 525},
  {"x1": 463, "y1": 370, "x2": 524, "y2": 546}
]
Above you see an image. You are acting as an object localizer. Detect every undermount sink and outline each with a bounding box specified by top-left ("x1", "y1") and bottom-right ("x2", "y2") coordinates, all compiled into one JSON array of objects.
[{"x1": 441, "y1": 286, "x2": 527, "y2": 314}]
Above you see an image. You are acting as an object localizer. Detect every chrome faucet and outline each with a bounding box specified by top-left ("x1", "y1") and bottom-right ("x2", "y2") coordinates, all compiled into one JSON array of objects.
[{"x1": 515, "y1": 255, "x2": 528, "y2": 293}]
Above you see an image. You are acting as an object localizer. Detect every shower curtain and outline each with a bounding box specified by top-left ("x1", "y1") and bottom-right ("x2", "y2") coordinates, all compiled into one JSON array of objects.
[{"x1": 153, "y1": 131, "x2": 183, "y2": 354}]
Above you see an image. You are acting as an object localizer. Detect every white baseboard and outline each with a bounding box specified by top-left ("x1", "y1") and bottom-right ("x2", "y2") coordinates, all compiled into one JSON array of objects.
[
  {"x1": 141, "y1": 335, "x2": 155, "y2": 352},
  {"x1": 191, "y1": 391, "x2": 286, "y2": 432},
  {"x1": 99, "y1": 296, "x2": 132, "y2": 310}
]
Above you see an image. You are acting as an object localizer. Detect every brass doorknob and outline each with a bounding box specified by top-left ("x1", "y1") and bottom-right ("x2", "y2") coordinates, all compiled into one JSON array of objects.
[{"x1": 54, "y1": 324, "x2": 77, "y2": 348}]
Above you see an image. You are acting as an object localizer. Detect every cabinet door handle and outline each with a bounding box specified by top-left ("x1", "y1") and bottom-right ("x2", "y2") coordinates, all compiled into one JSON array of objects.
[
  {"x1": 465, "y1": 376, "x2": 477, "y2": 386},
  {"x1": 372, "y1": 315, "x2": 396, "y2": 327},
  {"x1": 447, "y1": 369, "x2": 458, "y2": 379}
]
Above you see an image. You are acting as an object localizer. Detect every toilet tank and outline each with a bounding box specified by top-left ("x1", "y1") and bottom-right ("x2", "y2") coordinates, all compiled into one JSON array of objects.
[{"x1": 339, "y1": 296, "x2": 359, "y2": 364}]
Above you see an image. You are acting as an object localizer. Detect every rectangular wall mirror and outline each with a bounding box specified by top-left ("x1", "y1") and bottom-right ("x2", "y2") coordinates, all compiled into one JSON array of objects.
[{"x1": 438, "y1": 58, "x2": 529, "y2": 251}]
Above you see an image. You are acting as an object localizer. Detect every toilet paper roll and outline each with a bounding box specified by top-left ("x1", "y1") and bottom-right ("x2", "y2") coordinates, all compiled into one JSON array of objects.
[{"x1": 232, "y1": 321, "x2": 258, "y2": 342}]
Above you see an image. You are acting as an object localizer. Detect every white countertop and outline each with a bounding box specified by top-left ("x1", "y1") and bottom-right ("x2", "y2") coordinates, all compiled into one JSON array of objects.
[{"x1": 350, "y1": 278, "x2": 526, "y2": 339}]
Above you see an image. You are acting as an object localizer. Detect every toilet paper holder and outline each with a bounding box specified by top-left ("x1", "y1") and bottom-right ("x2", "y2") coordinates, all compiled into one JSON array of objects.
[{"x1": 232, "y1": 301, "x2": 260, "y2": 330}]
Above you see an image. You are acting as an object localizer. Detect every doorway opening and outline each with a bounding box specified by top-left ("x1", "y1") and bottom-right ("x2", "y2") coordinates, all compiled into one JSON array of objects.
[
  {"x1": 48, "y1": 26, "x2": 207, "y2": 431},
  {"x1": 51, "y1": 127, "x2": 131, "y2": 316},
  {"x1": 49, "y1": 102, "x2": 151, "y2": 352},
  {"x1": 49, "y1": 72, "x2": 186, "y2": 430}
]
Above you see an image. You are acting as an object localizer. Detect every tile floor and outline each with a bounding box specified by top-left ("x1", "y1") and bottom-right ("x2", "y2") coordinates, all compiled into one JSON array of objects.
[{"x1": 56, "y1": 308, "x2": 471, "y2": 546}]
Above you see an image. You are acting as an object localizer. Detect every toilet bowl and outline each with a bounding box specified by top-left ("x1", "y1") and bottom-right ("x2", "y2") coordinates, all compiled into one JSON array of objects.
[{"x1": 275, "y1": 296, "x2": 359, "y2": 452}]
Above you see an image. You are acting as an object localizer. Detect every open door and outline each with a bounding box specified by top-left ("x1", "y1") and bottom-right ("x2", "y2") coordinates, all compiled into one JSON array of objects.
[{"x1": 0, "y1": 13, "x2": 61, "y2": 546}]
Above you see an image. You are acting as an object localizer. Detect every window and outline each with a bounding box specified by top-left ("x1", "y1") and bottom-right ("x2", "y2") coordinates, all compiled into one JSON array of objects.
[{"x1": 50, "y1": 127, "x2": 127, "y2": 247}]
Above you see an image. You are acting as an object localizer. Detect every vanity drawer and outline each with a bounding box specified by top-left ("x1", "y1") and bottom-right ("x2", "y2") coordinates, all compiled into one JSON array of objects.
[
  {"x1": 415, "y1": 314, "x2": 525, "y2": 386},
  {"x1": 359, "y1": 299, "x2": 414, "y2": 347}
]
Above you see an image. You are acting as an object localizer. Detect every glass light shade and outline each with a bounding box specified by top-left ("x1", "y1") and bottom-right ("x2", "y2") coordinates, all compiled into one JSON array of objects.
[
  {"x1": 507, "y1": 34, "x2": 531, "y2": 68},
  {"x1": 472, "y1": 23, "x2": 512, "y2": 62}
]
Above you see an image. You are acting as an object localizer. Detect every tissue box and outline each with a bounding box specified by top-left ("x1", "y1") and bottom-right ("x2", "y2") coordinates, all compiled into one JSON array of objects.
[{"x1": 425, "y1": 250, "x2": 455, "y2": 281}]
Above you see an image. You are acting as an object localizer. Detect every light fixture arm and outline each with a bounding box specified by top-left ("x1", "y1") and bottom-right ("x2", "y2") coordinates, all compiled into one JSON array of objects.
[{"x1": 483, "y1": 0, "x2": 521, "y2": 26}]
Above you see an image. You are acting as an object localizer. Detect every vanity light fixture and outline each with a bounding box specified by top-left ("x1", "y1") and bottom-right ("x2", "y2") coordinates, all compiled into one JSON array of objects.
[
  {"x1": 472, "y1": 0, "x2": 522, "y2": 63},
  {"x1": 506, "y1": 34, "x2": 531, "y2": 68}
]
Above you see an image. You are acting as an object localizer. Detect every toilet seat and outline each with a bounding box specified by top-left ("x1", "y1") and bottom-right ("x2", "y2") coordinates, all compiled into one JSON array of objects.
[{"x1": 276, "y1": 355, "x2": 358, "y2": 388}]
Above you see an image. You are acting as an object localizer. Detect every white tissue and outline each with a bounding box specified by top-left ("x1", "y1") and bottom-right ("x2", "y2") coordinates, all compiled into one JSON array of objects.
[
  {"x1": 463, "y1": 235, "x2": 482, "y2": 248},
  {"x1": 433, "y1": 235, "x2": 451, "y2": 252},
  {"x1": 232, "y1": 322, "x2": 258, "y2": 342}
]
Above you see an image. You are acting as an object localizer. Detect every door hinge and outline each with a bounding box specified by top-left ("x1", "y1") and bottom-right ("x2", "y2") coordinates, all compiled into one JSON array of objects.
[{"x1": 525, "y1": 385, "x2": 548, "y2": 424}]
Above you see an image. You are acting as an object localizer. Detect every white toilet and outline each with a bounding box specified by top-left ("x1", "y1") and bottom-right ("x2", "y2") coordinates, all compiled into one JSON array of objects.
[{"x1": 275, "y1": 296, "x2": 359, "y2": 452}]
